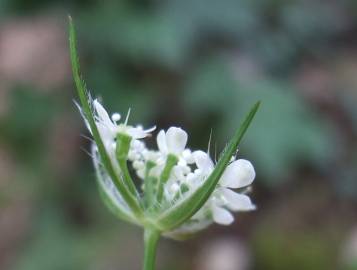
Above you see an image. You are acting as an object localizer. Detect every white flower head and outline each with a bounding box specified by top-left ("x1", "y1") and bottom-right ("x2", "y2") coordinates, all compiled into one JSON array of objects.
[
  {"x1": 93, "y1": 99, "x2": 156, "y2": 141},
  {"x1": 79, "y1": 97, "x2": 257, "y2": 235},
  {"x1": 192, "y1": 150, "x2": 256, "y2": 225}
]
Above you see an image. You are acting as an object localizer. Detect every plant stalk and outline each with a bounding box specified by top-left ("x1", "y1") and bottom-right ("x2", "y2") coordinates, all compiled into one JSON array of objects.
[
  {"x1": 156, "y1": 154, "x2": 178, "y2": 203},
  {"x1": 143, "y1": 229, "x2": 160, "y2": 270}
]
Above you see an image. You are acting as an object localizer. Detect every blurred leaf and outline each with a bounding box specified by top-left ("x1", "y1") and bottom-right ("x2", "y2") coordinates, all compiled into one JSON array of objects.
[
  {"x1": 0, "y1": 87, "x2": 56, "y2": 160},
  {"x1": 85, "y1": 64, "x2": 156, "y2": 123},
  {"x1": 79, "y1": 3, "x2": 191, "y2": 68},
  {"x1": 184, "y1": 57, "x2": 335, "y2": 185},
  {"x1": 13, "y1": 211, "x2": 90, "y2": 270}
]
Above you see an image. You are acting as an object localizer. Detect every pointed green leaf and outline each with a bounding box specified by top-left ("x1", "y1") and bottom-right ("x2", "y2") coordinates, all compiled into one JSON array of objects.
[
  {"x1": 68, "y1": 17, "x2": 143, "y2": 218},
  {"x1": 154, "y1": 102, "x2": 260, "y2": 231}
]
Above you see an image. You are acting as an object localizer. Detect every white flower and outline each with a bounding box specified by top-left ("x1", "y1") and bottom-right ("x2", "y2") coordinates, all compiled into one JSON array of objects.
[
  {"x1": 182, "y1": 149, "x2": 195, "y2": 164},
  {"x1": 93, "y1": 99, "x2": 156, "y2": 142},
  {"x1": 150, "y1": 127, "x2": 193, "y2": 187},
  {"x1": 87, "y1": 99, "x2": 155, "y2": 158},
  {"x1": 128, "y1": 140, "x2": 162, "y2": 179},
  {"x1": 219, "y1": 158, "x2": 256, "y2": 189},
  {"x1": 192, "y1": 150, "x2": 256, "y2": 225},
  {"x1": 157, "y1": 127, "x2": 188, "y2": 156}
]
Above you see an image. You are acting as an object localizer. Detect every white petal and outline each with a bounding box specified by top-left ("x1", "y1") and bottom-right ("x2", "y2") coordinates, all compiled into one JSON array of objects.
[
  {"x1": 170, "y1": 183, "x2": 180, "y2": 193},
  {"x1": 157, "y1": 130, "x2": 168, "y2": 154},
  {"x1": 186, "y1": 172, "x2": 197, "y2": 183},
  {"x1": 144, "y1": 125, "x2": 156, "y2": 133},
  {"x1": 193, "y1": 150, "x2": 214, "y2": 173},
  {"x1": 96, "y1": 122, "x2": 114, "y2": 144},
  {"x1": 182, "y1": 149, "x2": 195, "y2": 164},
  {"x1": 172, "y1": 165, "x2": 185, "y2": 181},
  {"x1": 137, "y1": 168, "x2": 145, "y2": 179},
  {"x1": 93, "y1": 99, "x2": 112, "y2": 126},
  {"x1": 127, "y1": 127, "x2": 147, "y2": 139},
  {"x1": 166, "y1": 127, "x2": 188, "y2": 155},
  {"x1": 212, "y1": 205, "x2": 234, "y2": 225},
  {"x1": 220, "y1": 188, "x2": 256, "y2": 211},
  {"x1": 220, "y1": 159, "x2": 255, "y2": 188}
]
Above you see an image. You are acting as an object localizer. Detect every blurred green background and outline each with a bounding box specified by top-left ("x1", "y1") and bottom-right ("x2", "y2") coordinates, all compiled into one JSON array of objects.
[{"x1": 0, "y1": 0, "x2": 357, "y2": 269}]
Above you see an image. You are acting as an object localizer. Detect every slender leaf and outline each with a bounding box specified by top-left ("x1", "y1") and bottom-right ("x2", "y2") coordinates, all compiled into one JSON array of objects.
[{"x1": 68, "y1": 17, "x2": 143, "y2": 218}]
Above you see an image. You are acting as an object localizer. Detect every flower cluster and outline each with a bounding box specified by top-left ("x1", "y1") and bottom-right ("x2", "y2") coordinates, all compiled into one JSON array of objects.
[{"x1": 86, "y1": 99, "x2": 256, "y2": 237}]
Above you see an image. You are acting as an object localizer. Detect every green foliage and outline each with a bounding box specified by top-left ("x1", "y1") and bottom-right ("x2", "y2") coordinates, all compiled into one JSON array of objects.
[
  {"x1": 0, "y1": 88, "x2": 56, "y2": 158},
  {"x1": 13, "y1": 211, "x2": 90, "y2": 270},
  {"x1": 184, "y1": 57, "x2": 334, "y2": 185}
]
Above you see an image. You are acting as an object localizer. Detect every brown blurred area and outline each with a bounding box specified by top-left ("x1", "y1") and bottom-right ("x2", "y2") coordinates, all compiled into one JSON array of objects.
[{"x1": 0, "y1": 1, "x2": 357, "y2": 270}]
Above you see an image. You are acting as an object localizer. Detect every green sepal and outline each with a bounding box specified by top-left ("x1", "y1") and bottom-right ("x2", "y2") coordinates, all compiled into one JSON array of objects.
[
  {"x1": 154, "y1": 102, "x2": 260, "y2": 231},
  {"x1": 68, "y1": 17, "x2": 143, "y2": 218}
]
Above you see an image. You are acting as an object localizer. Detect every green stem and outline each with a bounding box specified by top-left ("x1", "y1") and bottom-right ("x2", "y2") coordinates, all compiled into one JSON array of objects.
[
  {"x1": 156, "y1": 154, "x2": 178, "y2": 203},
  {"x1": 143, "y1": 229, "x2": 160, "y2": 270},
  {"x1": 144, "y1": 161, "x2": 156, "y2": 208},
  {"x1": 116, "y1": 133, "x2": 139, "y2": 199}
]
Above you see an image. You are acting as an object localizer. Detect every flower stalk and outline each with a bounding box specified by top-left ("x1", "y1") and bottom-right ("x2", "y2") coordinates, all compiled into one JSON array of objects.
[
  {"x1": 143, "y1": 229, "x2": 161, "y2": 270},
  {"x1": 156, "y1": 154, "x2": 178, "y2": 204},
  {"x1": 144, "y1": 161, "x2": 156, "y2": 209},
  {"x1": 116, "y1": 133, "x2": 140, "y2": 199}
]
